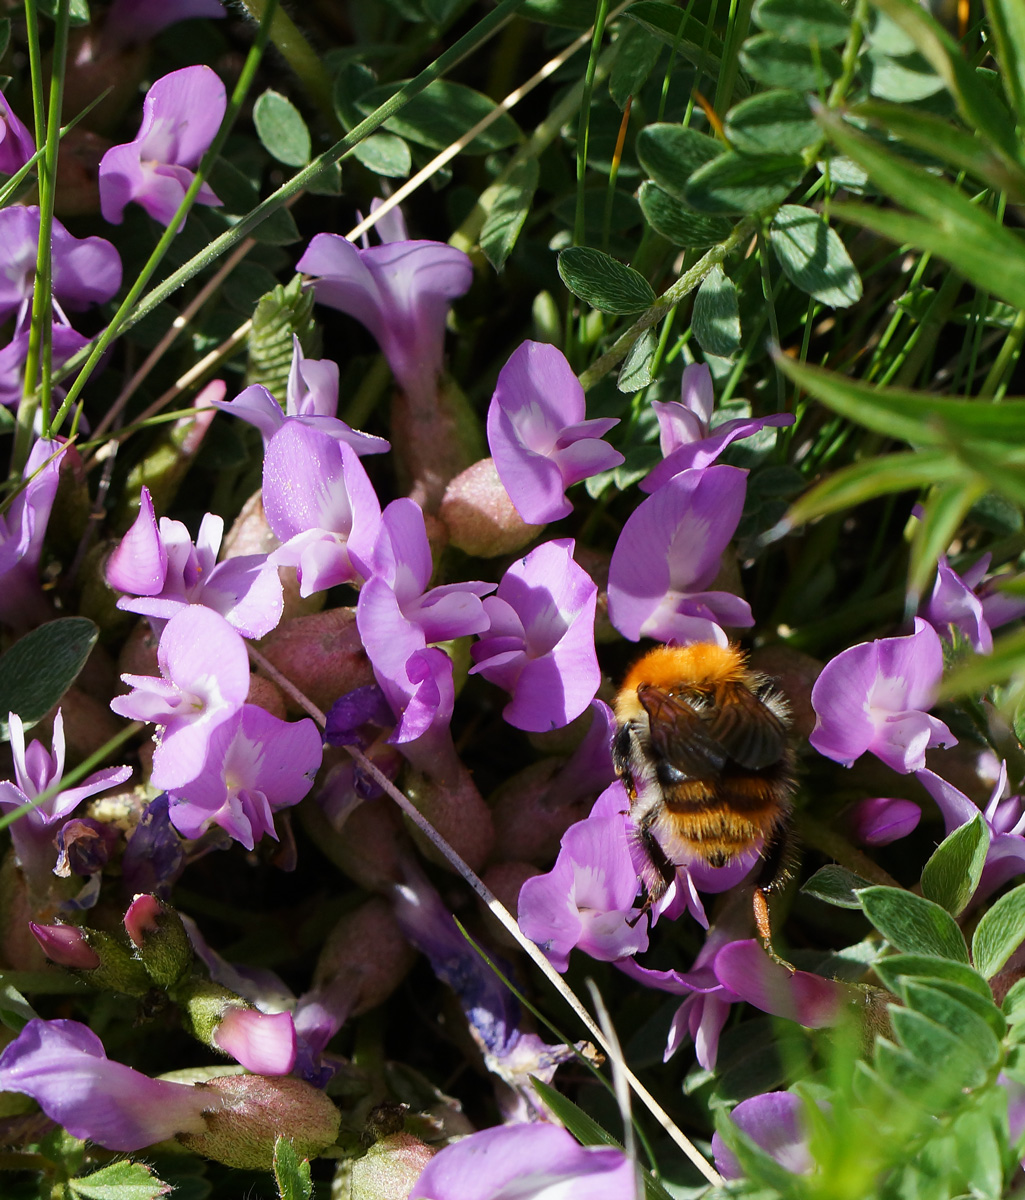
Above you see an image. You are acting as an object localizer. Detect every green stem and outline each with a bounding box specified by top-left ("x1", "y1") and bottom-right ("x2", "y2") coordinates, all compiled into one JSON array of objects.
[
  {"x1": 573, "y1": 0, "x2": 610, "y2": 250},
  {"x1": 713, "y1": 0, "x2": 754, "y2": 116},
  {"x1": 979, "y1": 305, "x2": 1025, "y2": 400},
  {"x1": 49, "y1": 0, "x2": 528, "y2": 398},
  {"x1": 577, "y1": 216, "x2": 755, "y2": 390},
  {"x1": 235, "y1": 0, "x2": 338, "y2": 126}
]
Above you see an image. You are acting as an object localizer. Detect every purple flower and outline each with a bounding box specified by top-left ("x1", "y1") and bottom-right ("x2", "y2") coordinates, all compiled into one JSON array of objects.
[
  {"x1": 101, "y1": 0, "x2": 225, "y2": 51},
  {"x1": 110, "y1": 605, "x2": 251, "y2": 790},
  {"x1": 357, "y1": 498, "x2": 492, "y2": 743},
  {"x1": 0, "y1": 93, "x2": 35, "y2": 175},
  {"x1": 214, "y1": 336, "x2": 390, "y2": 455},
  {"x1": 166, "y1": 704, "x2": 322, "y2": 849},
  {"x1": 487, "y1": 340, "x2": 624, "y2": 524},
  {"x1": 0, "y1": 206, "x2": 121, "y2": 326},
  {"x1": 99, "y1": 65, "x2": 225, "y2": 228},
  {"x1": 712, "y1": 1091, "x2": 820, "y2": 1180},
  {"x1": 106, "y1": 486, "x2": 283, "y2": 638},
  {"x1": 916, "y1": 762, "x2": 1025, "y2": 904},
  {"x1": 0, "y1": 710, "x2": 131, "y2": 883},
  {"x1": 410, "y1": 1124, "x2": 636, "y2": 1200},
  {"x1": 0, "y1": 324, "x2": 90, "y2": 413},
  {"x1": 121, "y1": 794, "x2": 186, "y2": 898},
  {"x1": 607, "y1": 465, "x2": 753, "y2": 645},
  {"x1": 0, "y1": 437, "x2": 64, "y2": 628},
  {"x1": 921, "y1": 554, "x2": 1025, "y2": 654},
  {"x1": 0, "y1": 1019, "x2": 214, "y2": 1151},
  {"x1": 469, "y1": 538, "x2": 600, "y2": 732},
  {"x1": 263, "y1": 422, "x2": 382, "y2": 598},
  {"x1": 642, "y1": 363, "x2": 794, "y2": 493},
  {"x1": 296, "y1": 233, "x2": 472, "y2": 407},
  {"x1": 517, "y1": 783, "x2": 649, "y2": 971},
  {"x1": 809, "y1": 619, "x2": 956, "y2": 774},
  {"x1": 846, "y1": 796, "x2": 921, "y2": 846},
  {"x1": 713, "y1": 939, "x2": 853, "y2": 1026},
  {"x1": 213, "y1": 1007, "x2": 297, "y2": 1076}
]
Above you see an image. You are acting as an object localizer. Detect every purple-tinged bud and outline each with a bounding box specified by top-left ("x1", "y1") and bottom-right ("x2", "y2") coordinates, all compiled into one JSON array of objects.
[
  {"x1": 846, "y1": 797, "x2": 921, "y2": 847},
  {"x1": 490, "y1": 759, "x2": 585, "y2": 865},
  {"x1": 256, "y1": 608, "x2": 375, "y2": 716},
  {"x1": 212, "y1": 1008, "x2": 296, "y2": 1076},
  {"x1": 30, "y1": 922, "x2": 101, "y2": 969},
  {"x1": 124, "y1": 893, "x2": 192, "y2": 988},
  {"x1": 313, "y1": 899, "x2": 417, "y2": 1018},
  {"x1": 117, "y1": 617, "x2": 159, "y2": 677},
  {"x1": 350, "y1": 1132, "x2": 436, "y2": 1200},
  {"x1": 439, "y1": 458, "x2": 543, "y2": 558},
  {"x1": 748, "y1": 645, "x2": 822, "y2": 741},
  {"x1": 301, "y1": 791, "x2": 412, "y2": 892},
  {"x1": 405, "y1": 764, "x2": 494, "y2": 874},
  {"x1": 247, "y1": 674, "x2": 287, "y2": 720},
  {"x1": 178, "y1": 1073, "x2": 340, "y2": 1170}
]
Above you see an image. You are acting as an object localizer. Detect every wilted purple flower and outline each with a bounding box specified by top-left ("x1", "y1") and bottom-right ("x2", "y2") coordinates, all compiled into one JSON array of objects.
[
  {"x1": 0, "y1": 710, "x2": 131, "y2": 883},
  {"x1": 0, "y1": 1019, "x2": 215, "y2": 1151},
  {"x1": 469, "y1": 538, "x2": 600, "y2": 732},
  {"x1": 642, "y1": 363, "x2": 794, "y2": 493},
  {"x1": 487, "y1": 341, "x2": 624, "y2": 525},
  {"x1": 0, "y1": 206, "x2": 121, "y2": 327},
  {"x1": 166, "y1": 703, "x2": 322, "y2": 849},
  {"x1": 846, "y1": 796, "x2": 921, "y2": 846},
  {"x1": 264, "y1": 422, "x2": 382, "y2": 598},
  {"x1": 106, "y1": 486, "x2": 283, "y2": 638},
  {"x1": 0, "y1": 437, "x2": 64, "y2": 628},
  {"x1": 916, "y1": 762, "x2": 1025, "y2": 904},
  {"x1": 921, "y1": 554, "x2": 1025, "y2": 654},
  {"x1": 214, "y1": 336, "x2": 390, "y2": 455},
  {"x1": 101, "y1": 0, "x2": 225, "y2": 51},
  {"x1": 518, "y1": 783, "x2": 649, "y2": 971},
  {"x1": 809, "y1": 619, "x2": 956, "y2": 774},
  {"x1": 121, "y1": 794, "x2": 186, "y2": 898},
  {"x1": 99, "y1": 65, "x2": 225, "y2": 228},
  {"x1": 357, "y1": 498, "x2": 492, "y2": 743},
  {"x1": 607, "y1": 465, "x2": 753, "y2": 645},
  {"x1": 393, "y1": 864, "x2": 576, "y2": 1121},
  {"x1": 110, "y1": 605, "x2": 250, "y2": 790},
  {"x1": 712, "y1": 1091, "x2": 820, "y2": 1180},
  {"x1": 296, "y1": 233, "x2": 472, "y2": 407},
  {"x1": 410, "y1": 1124, "x2": 637, "y2": 1200},
  {"x1": 0, "y1": 94, "x2": 35, "y2": 175}
]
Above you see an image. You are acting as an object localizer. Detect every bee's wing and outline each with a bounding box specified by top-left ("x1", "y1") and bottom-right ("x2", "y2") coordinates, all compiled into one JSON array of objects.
[
  {"x1": 707, "y1": 683, "x2": 788, "y2": 770},
  {"x1": 637, "y1": 684, "x2": 728, "y2": 775}
]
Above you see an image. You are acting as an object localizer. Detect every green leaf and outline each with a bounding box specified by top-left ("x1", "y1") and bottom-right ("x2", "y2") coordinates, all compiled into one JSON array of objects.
[
  {"x1": 902, "y1": 982, "x2": 1002, "y2": 1065},
  {"x1": 1004, "y1": 976, "x2": 1025, "y2": 1021},
  {"x1": 873, "y1": 1037, "x2": 935, "y2": 1095},
  {"x1": 972, "y1": 882, "x2": 1025, "y2": 978},
  {"x1": 558, "y1": 247, "x2": 656, "y2": 314},
  {"x1": 889, "y1": 1007, "x2": 986, "y2": 1088},
  {"x1": 273, "y1": 1137, "x2": 312, "y2": 1200},
  {"x1": 609, "y1": 23, "x2": 663, "y2": 109},
  {"x1": 0, "y1": 982, "x2": 37, "y2": 1033},
  {"x1": 818, "y1": 111, "x2": 1025, "y2": 314},
  {"x1": 692, "y1": 264, "x2": 740, "y2": 357},
  {"x1": 768, "y1": 205, "x2": 862, "y2": 308},
  {"x1": 39, "y1": 0, "x2": 89, "y2": 24},
  {"x1": 245, "y1": 275, "x2": 316, "y2": 402},
  {"x1": 0, "y1": 619, "x2": 98, "y2": 739},
  {"x1": 638, "y1": 182, "x2": 733, "y2": 247},
  {"x1": 753, "y1": 0, "x2": 850, "y2": 44},
  {"x1": 724, "y1": 89, "x2": 820, "y2": 156},
  {"x1": 985, "y1": 0, "x2": 1025, "y2": 119},
  {"x1": 940, "y1": 623, "x2": 1025, "y2": 700},
  {"x1": 873, "y1": 954, "x2": 992, "y2": 999},
  {"x1": 739, "y1": 32, "x2": 843, "y2": 90},
  {"x1": 357, "y1": 79, "x2": 521, "y2": 154},
  {"x1": 624, "y1": 2, "x2": 733, "y2": 84},
  {"x1": 920, "y1": 813, "x2": 990, "y2": 916},
  {"x1": 251, "y1": 206, "x2": 301, "y2": 246},
  {"x1": 253, "y1": 90, "x2": 311, "y2": 167},
  {"x1": 0, "y1": 20, "x2": 11, "y2": 62},
  {"x1": 801, "y1": 864, "x2": 873, "y2": 909},
  {"x1": 866, "y1": 50, "x2": 944, "y2": 102},
  {"x1": 684, "y1": 150, "x2": 805, "y2": 214},
  {"x1": 530, "y1": 1078, "x2": 675, "y2": 1200},
  {"x1": 481, "y1": 158, "x2": 539, "y2": 272},
  {"x1": 352, "y1": 132, "x2": 411, "y2": 178},
  {"x1": 617, "y1": 327, "x2": 658, "y2": 392},
  {"x1": 68, "y1": 1160, "x2": 171, "y2": 1200},
  {"x1": 635, "y1": 124, "x2": 722, "y2": 200},
  {"x1": 858, "y1": 886, "x2": 970, "y2": 962},
  {"x1": 907, "y1": 978, "x2": 1006, "y2": 1041},
  {"x1": 520, "y1": 0, "x2": 599, "y2": 26}
]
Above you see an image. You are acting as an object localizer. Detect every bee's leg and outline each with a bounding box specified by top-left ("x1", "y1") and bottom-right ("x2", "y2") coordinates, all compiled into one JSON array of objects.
[
  {"x1": 752, "y1": 824, "x2": 795, "y2": 971},
  {"x1": 627, "y1": 821, "x2": 675, "y2": 927}
]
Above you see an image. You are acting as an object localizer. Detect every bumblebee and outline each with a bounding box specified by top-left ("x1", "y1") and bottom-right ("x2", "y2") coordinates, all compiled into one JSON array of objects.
[{"x1": 612, "y1": 642, "x2": 794, "y2": 933}]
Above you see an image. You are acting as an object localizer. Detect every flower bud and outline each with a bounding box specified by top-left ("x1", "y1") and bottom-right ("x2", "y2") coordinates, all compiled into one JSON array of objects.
[
  {"x1": 404, "y1": 764, "x2": 494, "y2": 873},
  {"x1": 439, "y1": 458, "x2": 543, "y2": 558},
  {"x1": 313, "y1": 899, "x2": 417, "y2": 1018},
  {"x1": 73, "y1": 927, "x2": 153, "y2": 996},
  {"x1": 256, "y1": 607, "x2": 375, "y2": 716},
  {"x1": 123, "y1": 894, "x2": 192, "y2": 988},
  {"x1": 178, "y1": 1074, "x2": 341, "y2": 1170},
  {"x1": 349, "y1": 1132, "x2": 436, "y2": 1200},
  {"x1": 247, "y1": 673, "x2": 287, "y2": 719},
  {"x1": 301, "y1": 792, "x2": 411, "y2": 892},
  {"x1": 29, "y1": 922, "x2": 101, "y2": 970}
]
